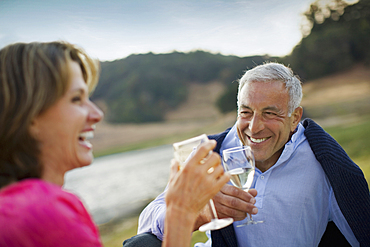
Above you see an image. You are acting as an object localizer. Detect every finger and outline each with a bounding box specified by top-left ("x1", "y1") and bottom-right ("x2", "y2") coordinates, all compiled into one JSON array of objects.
[
  {"x1": 212, "y1": 198, "x2": 249, "y2": 221},
  {"x1": 213, "y1": 184, "x2": 257, "y2": 215},
  {"x1": 208, "y1": 164, "x2": 229, "y2": 185},
  {"x1": 248, "y1": 188, "x2": 258, "y2": 197},
  {"x1": 220, "y1": 184, "x2": 255, "y2": 203},
  {"x1": 209, "y1": 163, "x2": 225, "y2": 178},
  {"x1": 214, "y1": 194, "x2": 257, "y2": 220},
  {"x1": 190, "y1": 140, "x2": 217, "y2": 164},
  {"x1": 201, "y1": 152, "x2": 221, "y2": 172},
  {"x1": 206, "y1": 166, "x2": 230, "y2": 196},
  {"x1": 213, "y1": 172, "x2": 231, "y2": 197}
]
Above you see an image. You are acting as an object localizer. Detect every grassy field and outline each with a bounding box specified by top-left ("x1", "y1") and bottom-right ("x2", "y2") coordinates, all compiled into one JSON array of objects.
[{"x1": 324, "y1": 116, "x2": 370, "y2": 182}]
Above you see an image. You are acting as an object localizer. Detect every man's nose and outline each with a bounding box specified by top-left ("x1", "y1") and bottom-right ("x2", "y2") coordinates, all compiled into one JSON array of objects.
[{"x1": 248, "y1": 114, "x2": 264, "y2": 134}]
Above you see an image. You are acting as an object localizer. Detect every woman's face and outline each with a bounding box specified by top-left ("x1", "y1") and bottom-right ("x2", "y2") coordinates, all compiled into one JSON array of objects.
[{"x1": 30, "y1": 61, "x2": 103, "y2": 181}]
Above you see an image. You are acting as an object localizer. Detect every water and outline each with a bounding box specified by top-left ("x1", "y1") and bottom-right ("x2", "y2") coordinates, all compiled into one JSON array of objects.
[{"x1": 63, "y1": 145, "x2": 173, "y2": 224}]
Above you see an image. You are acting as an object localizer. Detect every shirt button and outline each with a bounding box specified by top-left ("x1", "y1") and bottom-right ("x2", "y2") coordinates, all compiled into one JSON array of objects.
[{"x1": 260, "y1": 176, "x2": 265, "y2": 180}]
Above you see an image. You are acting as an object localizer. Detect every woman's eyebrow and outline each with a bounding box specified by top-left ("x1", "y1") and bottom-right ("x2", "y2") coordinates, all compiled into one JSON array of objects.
[{"x1": 70, "y1": 87, "x2": 87, "y2": 95}]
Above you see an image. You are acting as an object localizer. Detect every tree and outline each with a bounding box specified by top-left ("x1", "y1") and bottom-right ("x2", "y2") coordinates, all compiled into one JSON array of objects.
[{"x1": 284, "y1": 0, "x2": 370, "y2": 80}]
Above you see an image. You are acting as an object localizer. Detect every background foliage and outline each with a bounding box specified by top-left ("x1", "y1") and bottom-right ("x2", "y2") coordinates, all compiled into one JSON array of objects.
[
  {"x1": 283, "y1": 0, "x2": 370, "y2": 80},
  {"x1": 92, "y1": 0, "x2": 370, "y2": 123},
  {"x1": 93, "y1": 52, "x2": 273, "y2": 122}
]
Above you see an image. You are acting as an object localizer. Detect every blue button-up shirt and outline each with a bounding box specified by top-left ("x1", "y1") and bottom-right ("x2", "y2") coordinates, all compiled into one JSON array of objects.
[{"x1": 138, "y1": 123, "x2": 359, "y2": 246}]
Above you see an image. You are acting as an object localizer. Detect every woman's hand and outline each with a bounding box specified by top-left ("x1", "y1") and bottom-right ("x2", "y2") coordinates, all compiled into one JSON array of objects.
[{"x1": 163, "y1": 140, "x2": 230, "y2": 247}]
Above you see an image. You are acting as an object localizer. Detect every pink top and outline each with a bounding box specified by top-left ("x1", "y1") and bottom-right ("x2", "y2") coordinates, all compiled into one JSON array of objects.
[{"x1": 0, "y1": 179, "x2": 103, "y2": 247}]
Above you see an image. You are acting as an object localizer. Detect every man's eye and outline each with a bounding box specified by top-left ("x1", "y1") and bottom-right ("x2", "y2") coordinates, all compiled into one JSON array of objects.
[
  {"x1": 239, "y1": 111, "x2": 251, "y2": 117},
  {"x1": 265, "y1": 112, "x2": 277, "y2": 118}
]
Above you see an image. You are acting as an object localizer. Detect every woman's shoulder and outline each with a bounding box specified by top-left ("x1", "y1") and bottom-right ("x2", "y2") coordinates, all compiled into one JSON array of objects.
[
  {"x1": 0, "y1": 179, "x2": 101, "y2": 246},
  {"x1": 1, "y1": 179, "x2": 74, "y2": 217},
  {"x1": 0, "y1": 178, "x2": 87, "y2": 216},
  {"x1": 1, "y1": 178, "x2": 76, "y2": 200}
]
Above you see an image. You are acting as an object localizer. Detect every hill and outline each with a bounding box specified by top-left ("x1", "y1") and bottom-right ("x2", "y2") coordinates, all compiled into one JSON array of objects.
[
  {"x1": 91, "y1": 63, "x2": 370, "y2": 156},
  {"x1": 301, "y1": 63, "x2": 370, "y2": 123},
  {"x1": 92, "y1": 52, "x2": 272, "y2": 124}
]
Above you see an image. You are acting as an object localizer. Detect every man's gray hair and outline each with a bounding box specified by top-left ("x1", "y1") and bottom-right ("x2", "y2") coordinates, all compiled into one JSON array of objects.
[{"x1": 237, "y1": 62, "x2": 302, "y2": 117}]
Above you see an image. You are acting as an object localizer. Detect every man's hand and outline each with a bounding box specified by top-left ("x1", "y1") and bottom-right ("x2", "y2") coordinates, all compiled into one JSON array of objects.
[
  {"x1": 194, "y1": 184, "x2": 257, "y2": 230},
  {"x1": 214, "y1": 185, "x2": 257, "y2": 221}
]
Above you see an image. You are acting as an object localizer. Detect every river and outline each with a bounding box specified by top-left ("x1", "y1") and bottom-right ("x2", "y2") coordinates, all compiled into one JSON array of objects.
[{"x1": 63, "y1": 145, "x2": 173, "y2": 224}]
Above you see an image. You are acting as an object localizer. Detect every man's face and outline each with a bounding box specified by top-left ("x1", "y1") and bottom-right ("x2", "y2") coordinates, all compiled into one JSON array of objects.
[{"x1": 236, "y1": 80, "x2": 302, "y2": 172}]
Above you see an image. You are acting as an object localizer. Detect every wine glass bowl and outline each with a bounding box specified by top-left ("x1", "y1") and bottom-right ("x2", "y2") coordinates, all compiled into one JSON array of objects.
[
  {"x1": 173, "y1": 134, "x2": 208, "y2": 167},
  {"x1": 222, "y1": 146, "x2": 263, "y2": 226},
  {"x1": 223, "y1": 146, "x2": 255, "y2": 190}
]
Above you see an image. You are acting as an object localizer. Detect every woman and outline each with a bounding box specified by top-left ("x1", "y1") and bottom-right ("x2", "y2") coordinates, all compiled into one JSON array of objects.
[{"x1": 0, "y1": 41, "x2": 229, "y2": 247}]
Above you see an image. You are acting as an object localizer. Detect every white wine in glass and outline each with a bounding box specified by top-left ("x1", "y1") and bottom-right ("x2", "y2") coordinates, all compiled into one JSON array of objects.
[
  {"x1": 173, "y1": 134, "x2": 233, "y2": 232},
  {"x1": 222, "y1": 146, "x2": 263, "y2": 226}
]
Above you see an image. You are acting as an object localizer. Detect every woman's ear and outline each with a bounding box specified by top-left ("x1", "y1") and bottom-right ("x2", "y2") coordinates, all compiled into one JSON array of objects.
[{"x1": 29, "y1": 119, "x2": 39, "y2": 139}]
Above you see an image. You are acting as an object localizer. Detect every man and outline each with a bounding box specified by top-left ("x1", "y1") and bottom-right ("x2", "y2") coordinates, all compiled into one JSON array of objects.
[{"x1": 130, "y1": 62, "x2": 370, "y2": 247}]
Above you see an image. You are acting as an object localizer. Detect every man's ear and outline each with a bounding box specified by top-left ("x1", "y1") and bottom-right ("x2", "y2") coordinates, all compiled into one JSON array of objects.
[{"x1": 290, "y1": 106, "x2": 303, "y2": 132}]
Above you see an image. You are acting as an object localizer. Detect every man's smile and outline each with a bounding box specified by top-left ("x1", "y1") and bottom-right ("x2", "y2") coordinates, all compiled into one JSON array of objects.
[{"x1": 248, "y1": 136, "x2": 270, "y2": 144}]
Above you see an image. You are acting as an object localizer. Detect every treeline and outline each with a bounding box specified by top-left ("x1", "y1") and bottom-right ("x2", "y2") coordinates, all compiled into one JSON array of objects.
[
  {"x1": 283, "y1": 0, "x2": 370, "y2": 80},
  {"x1": 92, "y1": 52, "x2": 274, "y2": 123},
  {"x1": 92, "y1": 0, "x2": 370, "y2": 123}
]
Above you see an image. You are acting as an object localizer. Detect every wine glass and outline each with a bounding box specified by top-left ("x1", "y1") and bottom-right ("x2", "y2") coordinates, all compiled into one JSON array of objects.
[
  {"x1": 222, "y1": 146, "x2": 263, "y2": 226},
  {"x1": 173, "y1": 134, "x2": 234, "y2": 232}
]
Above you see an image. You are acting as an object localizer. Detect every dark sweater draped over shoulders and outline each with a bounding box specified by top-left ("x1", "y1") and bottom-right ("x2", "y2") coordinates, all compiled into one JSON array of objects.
[{"x1": 209, "y1": 118, "x2": 370, "y2": 247}]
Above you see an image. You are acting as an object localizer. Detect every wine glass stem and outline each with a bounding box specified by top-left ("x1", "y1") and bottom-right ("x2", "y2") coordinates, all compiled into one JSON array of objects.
[
  {"x1": 244, "y1": 189, "x2": 254, "y2": 221},
  {"x1": 209, "y1": 199, "x2": 219, "y2": 220}
]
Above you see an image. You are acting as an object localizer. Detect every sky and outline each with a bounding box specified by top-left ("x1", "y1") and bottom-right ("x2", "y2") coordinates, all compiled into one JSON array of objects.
[{"x1": 0, "y1": 0, "x2": 352, "y2": 61}]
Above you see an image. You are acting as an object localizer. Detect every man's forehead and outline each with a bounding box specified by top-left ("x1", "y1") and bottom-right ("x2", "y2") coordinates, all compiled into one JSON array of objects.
[
  {"x1": 239, "y1": 80, "x2": 288, "y2": 97},
  {"x1": 238, "y1": 81, "x2": 289, "y2": 110}
]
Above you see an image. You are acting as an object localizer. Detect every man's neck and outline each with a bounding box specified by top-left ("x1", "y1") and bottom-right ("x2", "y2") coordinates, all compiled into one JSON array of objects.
[
  {"x1": 255, "y1": 162, "x2": 274, "y2": 173},
  {"x1": 255, "y1": 148, "x2": 284, "y2": 173}
]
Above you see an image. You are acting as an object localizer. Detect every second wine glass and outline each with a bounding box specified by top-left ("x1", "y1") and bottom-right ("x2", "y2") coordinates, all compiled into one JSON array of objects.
[
  {"x1": 173, "y1": 134, "x2": 233, "y2": 232},
  {"x1": 222, "y1": 146, "x2": 263, "y2": 226}
]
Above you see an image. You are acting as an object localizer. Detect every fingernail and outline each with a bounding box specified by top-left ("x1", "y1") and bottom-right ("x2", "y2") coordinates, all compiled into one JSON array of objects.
[
  {"x1": 252, "y1": 208, "x2": 258, "y2": 214},
  {"x1": 249, "y1": 197, "x2": 256, "y2": 204}
]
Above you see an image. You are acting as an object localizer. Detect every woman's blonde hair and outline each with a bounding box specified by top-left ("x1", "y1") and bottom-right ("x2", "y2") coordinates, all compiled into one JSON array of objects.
[{"x1": 0, "y1": 41, "x2": 100, "y2": 188}]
